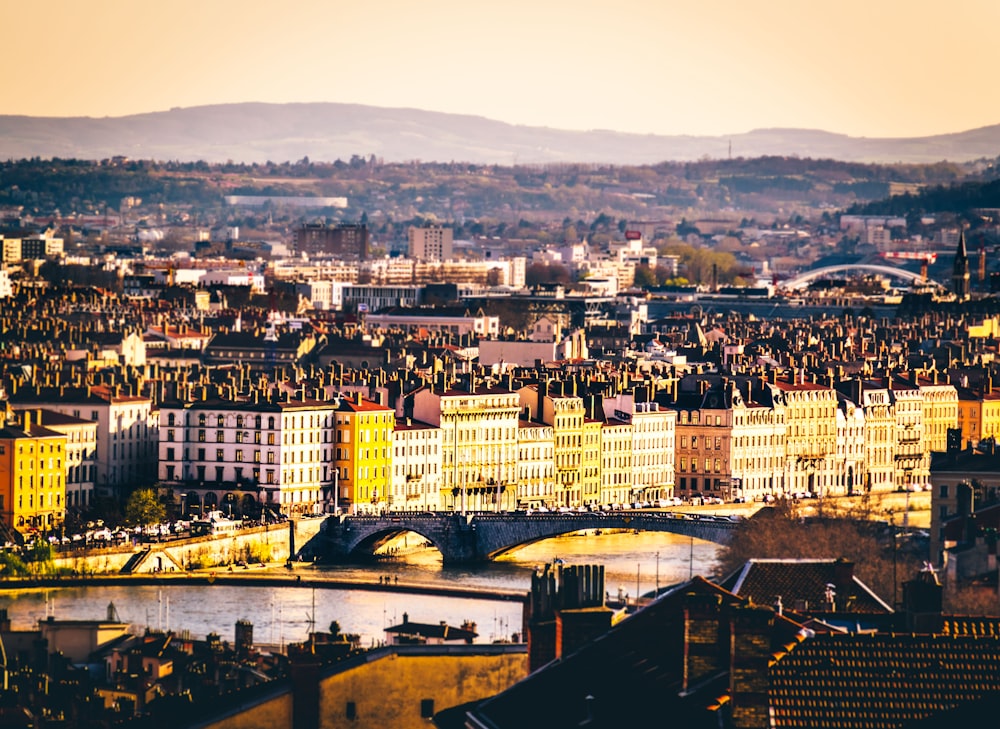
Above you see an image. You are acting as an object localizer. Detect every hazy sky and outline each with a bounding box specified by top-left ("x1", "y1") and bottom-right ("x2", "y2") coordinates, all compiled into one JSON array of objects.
[{"x1": 4, "y1": 0, "x2": 998, "y2": 138}]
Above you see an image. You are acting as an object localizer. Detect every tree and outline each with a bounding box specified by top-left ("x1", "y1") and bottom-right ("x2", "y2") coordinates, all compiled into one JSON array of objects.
[
  {"x1": 632, "y1": 265, "x2": 657, "y2": 289},
  {"x1": 713, "y1": 500, "x2": 921, "y2": 605},
  {"x1": 125, "y1": 488, "x2": 166, "y2": 527}
]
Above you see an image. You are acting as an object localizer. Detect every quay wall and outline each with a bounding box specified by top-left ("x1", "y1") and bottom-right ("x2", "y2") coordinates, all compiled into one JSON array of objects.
[{"x1": 50, "y1": 519, "x2": 325, "y2": 575}]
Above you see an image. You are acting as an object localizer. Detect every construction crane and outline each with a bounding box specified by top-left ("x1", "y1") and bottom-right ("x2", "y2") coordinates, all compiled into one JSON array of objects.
[{"x1": 882, "y1": 251, "x2": 938, "y2": 282}]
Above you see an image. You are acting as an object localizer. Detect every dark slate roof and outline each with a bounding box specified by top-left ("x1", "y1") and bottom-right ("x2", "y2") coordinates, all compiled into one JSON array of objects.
[
  {"x1": 385, "y1": 619, "x2": 477, "y2": 642},
  {"x1": 769, "y1": 632, "x2": 1000, "y2": 729},
  {"x1": 463, "y1": 576, "x2": 803, "y2": 729},
  {"x1": 717, "y1": 558, "x2": 893, "y2": 615}
]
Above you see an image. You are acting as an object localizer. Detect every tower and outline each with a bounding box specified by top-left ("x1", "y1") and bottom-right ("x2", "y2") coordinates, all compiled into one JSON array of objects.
[{"x1": 952, "y1": 230, "x2": 970, "y2": 301}]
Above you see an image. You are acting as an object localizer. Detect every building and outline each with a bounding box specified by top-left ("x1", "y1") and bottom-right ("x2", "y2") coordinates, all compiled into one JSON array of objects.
[
  {"x1": 9, "y1": 384, "x2": 157, "y2": 499},
  {"x1": 519, "y1": 384, "x2": 586, "y2": 508},
  {"x1": 955, "y1": 377, "x2": 1000, "y2": 449},
  {"x1": 333, "y1": 392, "x2": 395, "y2": 514},
  {"x1": 158, "y1": 395, "x2": 338, "y2": 518},
  {"x1": 294, "y1": 223, "x2": 370, "y2": 259},
  {"x1": 412, "y1": 382, "x2": 520, "y2": 513},
  {"x1": 391, "y1": 418, "x2": 442, "y2": 512},
  {"x1": 0, "y1": 410, "x2": 68, "y2": 536},
  {"x1": 599, "y1": 416, "x2": 633, "y2": 508},
  {"x1": 408, "y1": 226, "x2": 454, "y2": 262},
  {"x1": 602, "y1": 390, "x2": 675, "y2": 503},
  {"x1": 675, "y1": 379, "x2": 786, "y2": 503},
  {"x1": 774, "y1": 373, "x2": 838, "y2": 497},
  {"x1": 10, "y1": 408, "x2": 97, "y2": 512},
  {"x1": 516, "y1": 418, "x2": 555, "y2": 509}
]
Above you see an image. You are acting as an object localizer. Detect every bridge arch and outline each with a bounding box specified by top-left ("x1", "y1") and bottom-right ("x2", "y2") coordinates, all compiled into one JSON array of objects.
[
  {"x1": 778, "y1": 264, "x2": 946, "y2": 292},
  {"x1": 317, "y1": 513, "x2": 737, "y2": 564},
  {"x1": 341, "y1": 524, "x2": 446, "y2": 561}
]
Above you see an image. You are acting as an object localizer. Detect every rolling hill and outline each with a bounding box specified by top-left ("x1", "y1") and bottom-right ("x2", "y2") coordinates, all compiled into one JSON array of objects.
[{"x1": 1, "y1": 102, "x2": 999, "y2": 165}]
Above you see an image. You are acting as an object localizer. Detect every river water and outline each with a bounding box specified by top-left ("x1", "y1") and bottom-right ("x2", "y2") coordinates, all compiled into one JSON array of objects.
[{"x1": 0, "y1": 531, "x2": 721, "y2": 648}]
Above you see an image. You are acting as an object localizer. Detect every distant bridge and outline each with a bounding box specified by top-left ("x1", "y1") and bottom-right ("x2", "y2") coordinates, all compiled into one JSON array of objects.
[
  {"x1": 309, "y1": 512, "x2": 739, "y2": 565},
  {"x1": 778, "y1": 264, "x2": 946, "y2": 292}
]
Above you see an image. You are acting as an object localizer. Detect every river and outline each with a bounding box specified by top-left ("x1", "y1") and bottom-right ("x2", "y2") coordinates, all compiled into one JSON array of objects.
[{"x1": 0, "y1": 530, "x2": 721, "y2": 648}]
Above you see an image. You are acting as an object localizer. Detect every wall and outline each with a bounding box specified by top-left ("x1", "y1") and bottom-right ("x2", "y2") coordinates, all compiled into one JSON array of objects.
[
  {"x1": 317, "y1": 646, "x2": 527, "y2": 729},
  {"x1": 52, "y1": 519, "x2": 325, "y2": 574}
]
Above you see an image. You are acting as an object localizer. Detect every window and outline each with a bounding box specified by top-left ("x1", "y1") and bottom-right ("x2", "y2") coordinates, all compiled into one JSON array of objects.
[
  {"x1": 198, "y1": 430, "x2": 206, "y2": 443},
  {"x1": 420, "y1": 699, "x2": 435, "y2": 719},
  {"x1": 236, "y1": 450, "x2": 244, "y2": 462},
  {"x1": 166, "y1": 448, "x2": 175, "y2": 461},
  {"x1": 217, "y1": 449, "x2": 224, "y2": 462},
  {"x1": 268, "y1": 433, "x2": 275, "y2": 445},
  {"x1": 939, "y1": 484, "x2": 948, "y2": 498},
  {"x1": 217, "y1": 415, "x2": 224, "y2": 427},
  {"x1": 168, "y1": 413, "x2": 176, "y2": 427},
  {"x1": 216, "y1": 430, "x2": 225, "y2": 443},
  {"x1": 345, "y1": 702, "x2": 356, "y2": 720}
]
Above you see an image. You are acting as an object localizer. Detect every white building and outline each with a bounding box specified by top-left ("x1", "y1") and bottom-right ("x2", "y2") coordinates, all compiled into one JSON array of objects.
[
  {"x1": 408, "y1": 226, "x2": 454, "y2": 262},
  {"x1": 602, "y1": 392, "x2": 676, "y2": 502},
  {"x1": 10, "y1": 385, "x2": 157, "y2": 499},
  {"x1": 158, "y1": 396, "x2": 337, "y2": 518},
  {"x1": 390, "y1": 419, "x2": 443, "y2": 511}
]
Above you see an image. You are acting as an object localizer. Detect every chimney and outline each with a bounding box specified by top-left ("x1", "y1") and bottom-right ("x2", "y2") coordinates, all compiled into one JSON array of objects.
[
  {"x1": 902, "y1": 566, "x2": 943, "y2": 633},
  {"x1": 683, "y1": 592, "x2": 725, "y2": 693},
  {"x1": 729, "y1": 606, "x2": 775, "y2": 729}
]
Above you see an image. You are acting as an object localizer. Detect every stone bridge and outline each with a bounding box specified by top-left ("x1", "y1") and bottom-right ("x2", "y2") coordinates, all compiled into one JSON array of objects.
[{"x1": 308, "y1": 511, "x2": 739, "y2": 565}]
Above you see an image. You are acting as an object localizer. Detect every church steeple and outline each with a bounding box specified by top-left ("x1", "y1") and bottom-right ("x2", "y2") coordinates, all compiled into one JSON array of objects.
[{"x1": 953, "y1": 229, "x2": 970, "y2": 301}]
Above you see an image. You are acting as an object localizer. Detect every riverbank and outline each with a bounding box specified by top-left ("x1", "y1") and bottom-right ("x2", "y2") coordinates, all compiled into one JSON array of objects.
[
  {"x1": 681, "y1": 490, "x2": 931, "y2": 529},
  {"x1": 0, "y1": 565, "x2": 528, "y2": 603}
]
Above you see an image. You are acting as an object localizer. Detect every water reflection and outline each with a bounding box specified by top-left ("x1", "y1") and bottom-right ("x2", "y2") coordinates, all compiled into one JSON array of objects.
[{"x1": 0, "y1": 531, "x2": 720, "y2": 648}]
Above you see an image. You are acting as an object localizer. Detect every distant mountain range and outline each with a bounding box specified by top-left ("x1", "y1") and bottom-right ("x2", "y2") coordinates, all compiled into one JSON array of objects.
[{"x1": 1, "y1": 103, "x2": 999, "y2": 166}]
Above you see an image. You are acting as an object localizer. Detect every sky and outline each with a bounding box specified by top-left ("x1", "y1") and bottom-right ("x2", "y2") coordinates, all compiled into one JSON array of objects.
[{"x1": 3, "y1": 0, "x2": 999, "y2": 139}]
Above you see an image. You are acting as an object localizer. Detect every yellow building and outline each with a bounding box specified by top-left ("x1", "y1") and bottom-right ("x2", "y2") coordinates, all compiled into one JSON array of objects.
[
  {"x1": 412, "y1": 384, "x2": 520, "y2": 513},
  {"x1": 0, "y1": 409, "x2": 68, "y2": 535},
  {"x1": 911, "y1": 372, "x2": 958, "y2": 454},
  {"x1": 334, "y1": 393, "x2": 394, "y2": 514},
  {"x1": 599, "y1": 417, "x2": 632, "y2": 507},
  {"x1": 774, "y1": 374, "x2": 838, "y2": 497},
  {"x1": 199, "y1": 644, "x2": 528, "y2": 729},
  {"x1": 956, "y1": 380, "x2": 1000, "y2": 449},
  {"x1": 518, "y1": 385, "x2": 585, "y2": 508},
  {"x1": 580, "y1": 418, "x2": 602, "y2": 507}
]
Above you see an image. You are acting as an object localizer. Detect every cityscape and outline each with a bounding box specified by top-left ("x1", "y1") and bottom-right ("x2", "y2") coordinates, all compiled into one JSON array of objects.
[{"x1": 4, "y1": 1, "x2": 1000, "y2": 727}]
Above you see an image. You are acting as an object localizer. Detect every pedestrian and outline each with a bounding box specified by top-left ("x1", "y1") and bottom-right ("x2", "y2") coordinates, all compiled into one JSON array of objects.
[{"x1": 394, "y1": 575, "x2": 398, "y2": 585}]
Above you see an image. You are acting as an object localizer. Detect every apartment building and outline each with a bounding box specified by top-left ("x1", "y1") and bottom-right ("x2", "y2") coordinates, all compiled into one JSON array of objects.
[
  {"x1": 390, "y1": 418, "x2": 442, "y2": 512},
  {"x1": 773, "y1": 374, "x2": 838, "y2": 497},
  {"x1": 516, "y1": 419, "x2": 555, "y2": 509},
  {"x1": 10, "y1": 385, "x2": 157, "y2": 499},
  {"x1": 158, "y1": 395, "x2": 337, "y2": 518},
  {"x1": 412, "y1": 383, "x2": 520, "y2": 513},
  {"x1": 603, "y1": 391, "x2": 675, "y2": 503},
  {"x1": 408, "y1": 226, "x2": 454, "y2": 262},
  {"x1": 519, "y1": 384, "x2": 585, "y2": 508},
  {"x1": 0, "y1": 410, "x2": 67, "y2": 535},
  {"x1": 600, "y1": 416, "x2": 633, "y2": 507},
  {"x1": 332, "y1": 394, "x2": 394, "y2": 514},
  {"x1": 11, "y1": 409, "x2": 97, "y2": 511}
]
